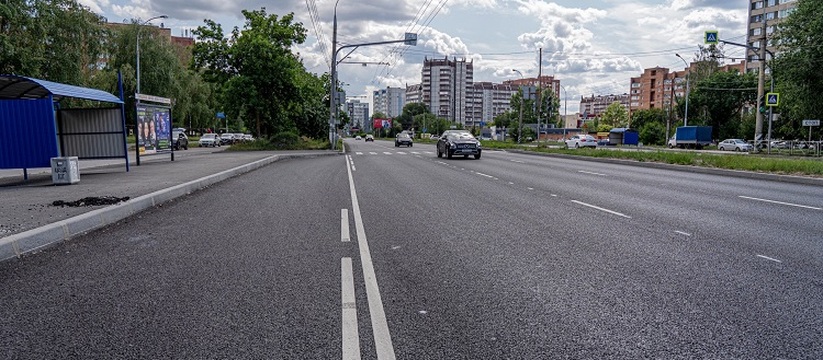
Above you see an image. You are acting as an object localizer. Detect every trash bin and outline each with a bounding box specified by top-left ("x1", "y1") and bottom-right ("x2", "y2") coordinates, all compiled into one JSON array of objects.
[{"x1": 51, "y1": 156, "x2": 80, "y2": 185}]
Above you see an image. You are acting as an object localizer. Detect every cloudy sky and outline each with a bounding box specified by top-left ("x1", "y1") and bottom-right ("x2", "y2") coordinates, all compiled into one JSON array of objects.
[{"x1": 83, "y1": 0, "x2": 750, "y2": 113}]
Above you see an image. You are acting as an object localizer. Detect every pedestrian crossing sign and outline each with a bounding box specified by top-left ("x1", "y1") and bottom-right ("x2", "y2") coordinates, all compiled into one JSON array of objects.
[
  {"x1": 705, "y1": 31, "x2": 718, "y2": 44},
  {"x1": 766, "y1": 92, "x2": 779, "y2": 107}
]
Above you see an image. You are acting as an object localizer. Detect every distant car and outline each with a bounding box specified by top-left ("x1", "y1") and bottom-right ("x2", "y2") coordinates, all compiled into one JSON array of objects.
[
  {"x1": 355, "y1": 135, "x2": 362, "y2": 140},
  {"x1": 429, "y1": 134, "x2": 439, "y2": 140},
  {"x1": 564, "y1": 134, "x2": 597, "y2": 149},
  {"x1": 365, "y1": 134, "x2": 374, "y2": 142},
  {"x1": 717, "y1": 138, "x2": 751, "y2": 152},
  {"x1": 198, "y1": 133, "x2": 221, "y2": 147},
  {"x1": 220, "y1": 133, "x2": 234, "y2": 145},
  {"x1": 242, "y1": 134, "x2": 254, "y2": 142},
  {"x1": 436, "y1": 130, "x2": 481, "y2": 159},
  {"x1": 172, "y1": 130, "x2": 188, "y2": 150},
  {"x1": 395, "y1": 133, "x2": 413, "y2": 147}
]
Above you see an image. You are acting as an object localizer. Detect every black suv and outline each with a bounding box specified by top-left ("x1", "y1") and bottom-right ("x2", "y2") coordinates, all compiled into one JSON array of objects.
[
  {"x1": 436, "y1": 130, "x2": 481, "y2": 159},
  {"x1": 172, "y1": 131, "x2": 189, "y2": 150}
]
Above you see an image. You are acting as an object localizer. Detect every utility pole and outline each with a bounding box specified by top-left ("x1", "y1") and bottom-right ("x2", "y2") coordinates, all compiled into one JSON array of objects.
[
  {"x1": 537, "y1": 48, "x2": 542, "y2": 147},
  {"x1": 329, "y1": 0, "x2": 340, "y2": 150},
  {"x1": 754, "y1": 18, "x2": 767, "y2": 146}
]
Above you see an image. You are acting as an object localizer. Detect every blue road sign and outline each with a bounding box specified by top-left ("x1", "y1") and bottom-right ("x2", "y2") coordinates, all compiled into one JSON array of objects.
[
  {"x1": 216, "y1": 112, "x2": 225, "y2": 119},
  {"x1": 705, "y1": 31, "x2": 718, "y2": 44},
  {"x1": 766, "y1": 93, "x2": 780, "y2": 107}
]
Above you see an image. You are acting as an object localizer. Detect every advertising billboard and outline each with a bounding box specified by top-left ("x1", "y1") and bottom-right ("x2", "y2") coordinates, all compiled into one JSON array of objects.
[
  {"x1": 136, "y1": 104, "x2": 171, "y2": 154},
  {"x1": 373, "y1": 118, "x2": 392, "y2": 129}
]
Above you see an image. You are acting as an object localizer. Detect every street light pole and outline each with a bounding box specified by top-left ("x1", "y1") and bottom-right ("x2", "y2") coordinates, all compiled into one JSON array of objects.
[
  {"x1": 329, "y1": 0, "x2": 340, "y2": 150},
  {"x1": 559, "y1": 83, "x2": 568, "y2": 126},
  {"x1": 136, "y1": 15, "x2": 168, "y2": 96},
  {"x1": 675, "y1": 53, "x2": 690, "y2": 127},
  {"x1": 512, "y1": 69, "x2": 524, "y2": 143}
]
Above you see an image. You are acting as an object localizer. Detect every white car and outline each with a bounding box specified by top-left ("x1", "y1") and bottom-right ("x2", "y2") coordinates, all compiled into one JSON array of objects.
[
  {"x1": 198, "y1": 133, "x2": 221, "y2": 147},
  {"x1": 718, "y1": 139, "x2": 751, "y2": 152},
  {"x1": 565, "y1": 134, "x2": 597, "y2": 149}
]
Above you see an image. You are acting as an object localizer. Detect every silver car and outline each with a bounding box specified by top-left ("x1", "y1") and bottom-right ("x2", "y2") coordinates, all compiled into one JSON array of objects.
[{"x1": 717, "y1": 139, "x2": 751, "y2": 152}]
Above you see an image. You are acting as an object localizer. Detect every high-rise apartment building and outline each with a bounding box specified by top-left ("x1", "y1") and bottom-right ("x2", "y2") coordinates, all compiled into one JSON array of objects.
[
  {"x1": 372, "y1": 87, "x2": 405, "y2": 118},
  {"x1": 471, "y1": 82, "x2": 520, "y2": 125},
  {"x1": 746, "y1": 0, "x2": 797, "y2": 73},
  {"x1": 422, "y1": 57, "x2": 473, "y2": 125},
  {"x1": 346, "y1": 99, "x2": 370, "y2": 131}
]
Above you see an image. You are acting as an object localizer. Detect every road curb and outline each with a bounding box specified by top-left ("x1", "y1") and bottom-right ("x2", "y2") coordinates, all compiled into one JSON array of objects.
[
  {"x1": 503, "y1": 149, "x2": 823, "y2": 187},
  {"x1": 0, "y1": 152, "x2": 339, "y2": 262}
]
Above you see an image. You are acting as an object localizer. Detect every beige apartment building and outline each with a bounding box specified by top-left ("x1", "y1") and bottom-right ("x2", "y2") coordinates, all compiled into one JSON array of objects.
[
  {"x1": 746, "y1": 0, "x2": 797, "y2": 73},
  {"x1": 580, "y1": 93, "x2": 630, "y2": 119}
]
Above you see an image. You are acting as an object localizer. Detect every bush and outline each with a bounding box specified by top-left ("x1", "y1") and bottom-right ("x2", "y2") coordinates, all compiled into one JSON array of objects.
[{"x1": 271, "y1": 131, "x2": 300, "y2": 149}]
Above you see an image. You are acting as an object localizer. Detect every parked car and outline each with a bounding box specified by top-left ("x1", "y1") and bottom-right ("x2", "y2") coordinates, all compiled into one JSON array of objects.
[
  {"x1": 717, "y1": 138, "x2": 751, "y2": 152},
  {"x1": 429, "y1": 134, "x2": 439, "y2": 140},
  {"x1": 355, "y1": 135, "x2": 362, "y2": 140},
  {"x1": 365, "y1": 134, "x2": 374, "y2": 142},
  {"x1": 220, "y1": 133, "x2": 235, "y2": 145},
  {"x1": 172, "y1": 130, "x2": 188, "y2": 150},
  {"x1": 436, "y1": 130, "x2": 481, "y2": 159},
  {"x1": 242, "y1": 134, "x2": 254, "y2": 142},
  {"x1": 198, "y1": 133, "x2": 221, "y2": 147},
  {"x1": 564, "y1": 134, "x2": 597, "y2": 149},
  {"x1": 395, "y1": 133, "x2": 413, "y2": 147}
]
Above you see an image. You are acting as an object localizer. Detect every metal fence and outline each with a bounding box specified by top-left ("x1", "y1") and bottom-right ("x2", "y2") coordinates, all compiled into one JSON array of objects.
[{"x1": 750, "y1": 140, "x2": 823, "y2": 156}]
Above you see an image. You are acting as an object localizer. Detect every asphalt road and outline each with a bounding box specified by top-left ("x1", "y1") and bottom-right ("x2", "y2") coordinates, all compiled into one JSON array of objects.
[{"x1": 1, "y1": 138, "x2": 822, "y2": 359}]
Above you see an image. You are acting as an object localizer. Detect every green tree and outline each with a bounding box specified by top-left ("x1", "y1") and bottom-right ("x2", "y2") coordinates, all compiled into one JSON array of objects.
[
  {"x1": 0, "y1": 0, "x2": 106, "y2": 85},
  {"x1": 192, "y1": 9, "x2": 310, "y2": 138},
  {"x1": 631, "y1": 108, "x2": 668, "y2": 145},
  {"x1": 772, "y1": 0, "x2": 823, "y2": 140},
  {"x1": 601, "y1": 102, "x2": 629, "y2": 127},
  {"x1": 688, "y1": 69, "x2": 757, "y2": 139}
]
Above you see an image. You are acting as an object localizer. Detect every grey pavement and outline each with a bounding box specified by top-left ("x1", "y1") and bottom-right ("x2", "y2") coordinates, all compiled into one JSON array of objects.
[{"x1": 0, "y1": 147, "x2": 340, "y2": 262}]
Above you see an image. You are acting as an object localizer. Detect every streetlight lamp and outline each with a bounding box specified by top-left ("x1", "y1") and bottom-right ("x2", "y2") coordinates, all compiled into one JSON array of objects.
[
  {"x1": 675, "y1": 53, "x2": 690, "y2": 126},
  {"x1": 512, "y1": 69, "x2": 524, "y2": 143},
  {"x1": 136, "y1": 15, "x2": 168, "y2": 96}
]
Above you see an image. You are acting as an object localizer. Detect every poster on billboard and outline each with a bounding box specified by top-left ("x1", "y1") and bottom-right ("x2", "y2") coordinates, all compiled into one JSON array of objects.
[
  {"x1": 136, "y1": 104, "x2": 172, "y2": 154},
  {"x1": 373, "y1": 118, "x2": 392, "y2": 129}
]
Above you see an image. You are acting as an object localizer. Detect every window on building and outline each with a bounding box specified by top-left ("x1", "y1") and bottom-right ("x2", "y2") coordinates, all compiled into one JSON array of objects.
[
  {"x1": 751, "y1": 27, "x2": 762, "y2": 36},
  {"x1": 751, "y1": 1, "x2": 763, "y2": 10},
  {"x1": 767, "y1": 25, "x2": 775, "y2": 34},
  {"x1": 765, "y1": 11, "x2": 775, "y2": 20},
  {"x1": 766, "y1": 0, "x2": 776, "y2": 6},
  {"x1": 751, "y1": 14, "x2": 763, "y2": 22}
]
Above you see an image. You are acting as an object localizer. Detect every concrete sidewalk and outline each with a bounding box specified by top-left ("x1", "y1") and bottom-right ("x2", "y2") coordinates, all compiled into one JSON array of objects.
[{"x1": 0, "y1": 148, "x2": 340, "y2": 262}]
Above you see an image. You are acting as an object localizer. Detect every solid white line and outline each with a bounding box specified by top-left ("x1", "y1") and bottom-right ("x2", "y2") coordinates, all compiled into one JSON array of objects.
[
  {"x1": 341, "y1": 209, "x2": 350, "y2": 242},
  {"x1": 570, "y1": 200, "x2": 632, "y2": 219},
  {"x1": 739, "y1": 196, "x2": 822, "y2": 210},
  {"x1": 578, "y1": 170, "x2": 606, "y2": 176},
  {"x1": 341, "y1": 258, "x2": 361, "y2": 360},
  {"x1": 346, "y1": 154, "x2": 396, "y2": 359},
  {"x1": 757, "y1": 254, "x2": 782, "y2": 263},
  {"x1": 674, "y1": 231, "x2": 691, "y2": 236}
]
